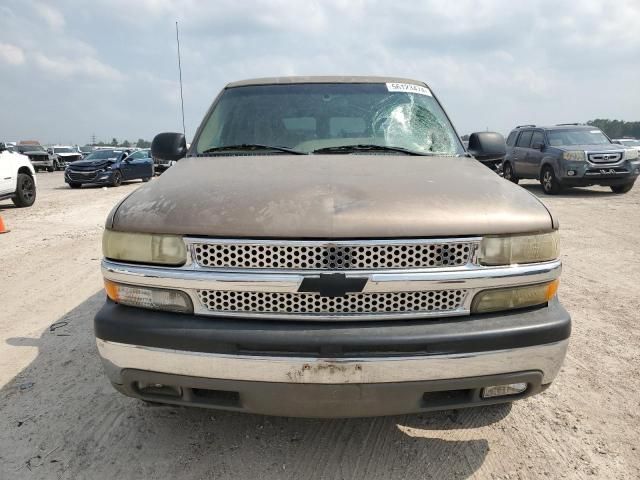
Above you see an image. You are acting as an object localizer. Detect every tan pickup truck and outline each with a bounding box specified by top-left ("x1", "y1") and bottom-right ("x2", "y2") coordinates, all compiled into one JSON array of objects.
[{"x1": 94, "y1": 76, "x2": 570, "y2": 417}]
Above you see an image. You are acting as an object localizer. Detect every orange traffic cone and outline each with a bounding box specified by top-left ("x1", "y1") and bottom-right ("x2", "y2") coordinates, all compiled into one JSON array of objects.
[{"x1": 0, "y1": 214, "x2": 9, "y2": 234}]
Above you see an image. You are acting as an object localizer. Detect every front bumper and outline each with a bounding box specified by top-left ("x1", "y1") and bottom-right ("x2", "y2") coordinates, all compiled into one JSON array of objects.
[
  {"x1": 558, "y1": 160, "x2": 640, "y2": 186},
  {"x1": 65, "y1": 169, "x2": 114, "y2": 185},
  {"x1": 30, "y1": 159, "x2": 52, "y2": 167},
  {"x1": 95, "y1": 299, "x2": 570, "y2": 417}
]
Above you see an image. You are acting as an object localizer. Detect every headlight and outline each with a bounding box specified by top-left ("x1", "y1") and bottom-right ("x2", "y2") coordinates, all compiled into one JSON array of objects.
[
  {"x1": 625, "y1": 149, "x2": 639, "y2": 160},
  {"x1": 104, "y1": 280, "x2": 193, "y2": 313},
  {"x1": 562, "y1": 151, "x2": 586, "y2": 161},
  {"x1": 471, "y1": 280, "x2": 559, "y2": 314},
  {"x1": 478, "y1": 232, "x2": 559, "y2": 266},
  {"x1": 102, "y1": 230, "x2": 187, "y2": 266}
]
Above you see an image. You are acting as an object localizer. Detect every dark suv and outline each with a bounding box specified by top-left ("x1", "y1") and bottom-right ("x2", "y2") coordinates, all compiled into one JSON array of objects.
[{"x1": 503, "y1": 124, "x2": 640, "y2": 194}]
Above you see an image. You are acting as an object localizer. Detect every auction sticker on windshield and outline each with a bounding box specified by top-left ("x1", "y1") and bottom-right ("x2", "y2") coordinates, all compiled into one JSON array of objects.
[{"x1": 386, "y1": 83, "x2": 432, "y2": 96}]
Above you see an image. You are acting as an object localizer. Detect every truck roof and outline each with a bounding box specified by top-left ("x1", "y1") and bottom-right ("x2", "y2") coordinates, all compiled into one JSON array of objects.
[{"x1": 226, "y1": 76, "x2": 428, "y2": 88}]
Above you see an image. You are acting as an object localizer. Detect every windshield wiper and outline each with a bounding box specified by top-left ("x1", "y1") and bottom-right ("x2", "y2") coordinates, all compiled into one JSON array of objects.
[
  {"x1": 311, "y1": 144, "x2": 433, "y2": 156},
  {"x1": 199, "y1": 144, "x2": 307, "y2": 155}
]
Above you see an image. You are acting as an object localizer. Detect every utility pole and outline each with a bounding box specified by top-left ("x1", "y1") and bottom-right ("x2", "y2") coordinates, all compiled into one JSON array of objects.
[{"x1": 91, "y1": 134, "x2": 97, "y2": 146}]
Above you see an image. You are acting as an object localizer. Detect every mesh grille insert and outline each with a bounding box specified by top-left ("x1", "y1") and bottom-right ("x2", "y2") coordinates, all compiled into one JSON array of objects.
[
  {"x1": 197, "y1": 289, "x2": 468, "y2": 316},
  {"x1": 192, "y1": 241, "x2": 475, "y2": 270}
]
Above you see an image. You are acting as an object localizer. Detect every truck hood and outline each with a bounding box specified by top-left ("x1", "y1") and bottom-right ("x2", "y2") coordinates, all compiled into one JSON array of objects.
[
  {"x1": 71, "y1": 159, "x2": 115, "y2": 169},
  {"x1": 23, "y1": 150, "x2": 48, "y2": 156},
  {"x1": 110, "y1": 154, "x2": 554, "y2": 238}
]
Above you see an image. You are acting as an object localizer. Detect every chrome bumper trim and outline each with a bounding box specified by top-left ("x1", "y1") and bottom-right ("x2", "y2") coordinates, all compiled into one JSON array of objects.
[
  {"x1": 97, "y1": 339, "x2": 568, "y2": 385},
  {"x1": 102, "y1": 258, "x2": 562, "y2": 320},
  {"x1": 102, "y1": 259, "x2": 562, "y2": 294}
]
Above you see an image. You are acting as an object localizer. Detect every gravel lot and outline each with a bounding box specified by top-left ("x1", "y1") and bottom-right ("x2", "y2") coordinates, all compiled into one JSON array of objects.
[{"x1": 1, "y1": 171, "x2": 639, "y2": 479}]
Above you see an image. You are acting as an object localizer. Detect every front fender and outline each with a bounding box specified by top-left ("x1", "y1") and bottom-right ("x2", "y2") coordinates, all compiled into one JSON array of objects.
[{"x1": 540, "y1": 157, "x2": 561, "y2": 179}]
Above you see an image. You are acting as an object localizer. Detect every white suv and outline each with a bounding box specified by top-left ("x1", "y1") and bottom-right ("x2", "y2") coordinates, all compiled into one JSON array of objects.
[{"x1": 0, "y1": 143, "x2": 37, "y2": 207}]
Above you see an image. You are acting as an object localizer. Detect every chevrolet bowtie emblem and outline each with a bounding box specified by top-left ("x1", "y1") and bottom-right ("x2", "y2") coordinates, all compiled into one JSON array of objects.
[{"x1": 298, "y1": 273, "x2": 368, "y2": 298}]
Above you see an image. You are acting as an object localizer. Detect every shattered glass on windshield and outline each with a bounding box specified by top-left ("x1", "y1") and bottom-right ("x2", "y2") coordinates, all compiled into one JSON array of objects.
[
  {"x1": 372, "y1": 95, "x2": 458, "y2": 154},
  {"x1": 196, "y1": 83, "x2": 463, "y2": 156}
]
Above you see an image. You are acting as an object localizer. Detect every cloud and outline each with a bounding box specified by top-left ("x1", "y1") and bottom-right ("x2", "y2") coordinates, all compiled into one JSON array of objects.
[
  {"x1": 32, "y1": 2, "x2": 65, "y2": 31},
  {"x1": 33, "y1": 52, "x2": 124, "y2": 81},
  {"x1": 0, "y1": 0, "x2": 639, "y2": 144},
  {"x1": 0, "y1": 42, "x2": 25, "y2": 65}
]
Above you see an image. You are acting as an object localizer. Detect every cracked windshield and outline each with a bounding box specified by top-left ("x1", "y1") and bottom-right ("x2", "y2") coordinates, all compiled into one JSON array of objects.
[{"x1": 196, "y1": 83, "x2": 463, "y2": 155}]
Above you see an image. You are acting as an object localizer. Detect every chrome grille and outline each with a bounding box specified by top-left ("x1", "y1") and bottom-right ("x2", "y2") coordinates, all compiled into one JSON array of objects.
[
  {"x1": 588, "y1": 152, "x2": 622, "y2": 164},
  {"x1": 191, "y1": 239, "x2": 477, "y2": 270},
  {"x1": 197, "y1": 289, "x2": 468, "y2": 316}
]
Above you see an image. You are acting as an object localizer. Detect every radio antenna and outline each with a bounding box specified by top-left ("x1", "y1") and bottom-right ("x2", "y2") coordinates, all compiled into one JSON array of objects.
[{"x1": 176, "y1": 21, "x2": 186, "y2": 137}]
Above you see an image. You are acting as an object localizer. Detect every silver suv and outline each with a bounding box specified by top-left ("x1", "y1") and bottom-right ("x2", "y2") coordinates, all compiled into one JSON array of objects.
[{"x1": 503, "y1": 124, "x2": 640, "y2": 194}]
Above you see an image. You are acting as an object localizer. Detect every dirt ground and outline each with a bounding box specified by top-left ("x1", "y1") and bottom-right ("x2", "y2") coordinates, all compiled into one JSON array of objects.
[{"x1": 0, "y1": 171, "x2": 639, "y2": 480}]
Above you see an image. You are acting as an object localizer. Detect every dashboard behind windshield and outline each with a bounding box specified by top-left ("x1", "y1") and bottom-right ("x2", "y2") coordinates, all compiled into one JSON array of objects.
[{"x1": 195, "y1": 83, "x2": 463, "y2": 155}]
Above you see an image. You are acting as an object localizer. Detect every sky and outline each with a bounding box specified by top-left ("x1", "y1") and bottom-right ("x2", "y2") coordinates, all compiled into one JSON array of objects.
[{"x1": 1, "y1": 0, "x2": 639, "y2": 145}]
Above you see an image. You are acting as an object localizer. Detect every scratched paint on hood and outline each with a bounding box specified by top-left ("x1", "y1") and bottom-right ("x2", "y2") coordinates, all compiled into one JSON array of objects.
[{"x1": 110, "y1": 154, "x2": 554, "y2": 238}]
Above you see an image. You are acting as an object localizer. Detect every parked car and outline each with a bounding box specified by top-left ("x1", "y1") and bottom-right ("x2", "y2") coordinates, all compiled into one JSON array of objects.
[
  {"x1": 79, "y1": 145, "x2": 94, "y2": 158},
  {"x1": 467, "y1": 135, "x2": 504, "y2": 174},
  {"x1": 503, "y1": 124, "x2": 640, "y2": 194},
  {"x1": 0, "y1": 142, "x2": 37, "y2": 207},
  {"x1": 64, "y1": 148, "x2": 153, "y2": 188},
  {"x1": 612, "y1": 138, "x2": 640, "y2": 152},
  {"x1": 95, "y1": 76, "x2": 570, "y2": 418},
  {"x1": 48, "y1": 145, "x2": 83, "y2": 169},
  {"x1": 153, "y1": 155, "x2": 176, "y2": 174},
  {"x1": 15, "y1": 143, "x2": 56, "y2": 172}
]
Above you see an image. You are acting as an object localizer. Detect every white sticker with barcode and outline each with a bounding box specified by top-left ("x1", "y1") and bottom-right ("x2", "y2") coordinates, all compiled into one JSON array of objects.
[{"x1": 386, "y1": 82, "x2": 432, "y2": 96}]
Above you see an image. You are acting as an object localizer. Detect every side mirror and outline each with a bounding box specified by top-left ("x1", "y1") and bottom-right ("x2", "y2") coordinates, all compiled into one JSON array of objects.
[
  {"x1": 151, "y1": 132, "x2": 187, "y2": 161},
  {"x1": 531, "y1": 141, "x2": 544, "y2": 150},
  {"x1": 467, "y1": 132, "x2": 506, "y2": 161}
]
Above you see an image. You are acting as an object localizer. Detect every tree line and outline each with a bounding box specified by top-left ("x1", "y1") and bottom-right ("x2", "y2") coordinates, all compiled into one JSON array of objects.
[
  {"x1": 586, "y1": 119, "x2": 640, "y2": 139},
  {"x1": 91, "y1": 138, "x2": 151, "y2": 148}
]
